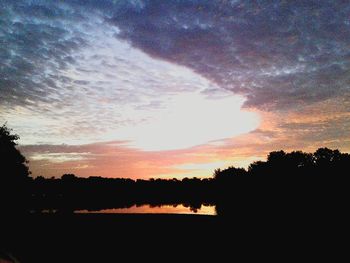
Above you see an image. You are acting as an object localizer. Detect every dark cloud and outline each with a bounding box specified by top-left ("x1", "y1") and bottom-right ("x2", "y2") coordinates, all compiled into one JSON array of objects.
[
  {"x1": 0, "y1": 0, "x2": 91, "y2": 107},
  {"x1": 106, "y1": 0, "x2": 350, "y2": 109},
  {"x1": 2, "y1": 0, "x2": 350, "y2": 111}
]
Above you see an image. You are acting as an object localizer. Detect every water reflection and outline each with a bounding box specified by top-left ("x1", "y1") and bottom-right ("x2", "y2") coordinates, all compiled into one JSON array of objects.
[{"x1": 75, "y1": 204, "x2": 216, "y2": 215}]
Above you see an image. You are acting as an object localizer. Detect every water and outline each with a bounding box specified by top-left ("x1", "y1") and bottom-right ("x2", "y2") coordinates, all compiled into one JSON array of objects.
[{"x1": 75, "y1": 204, "x2": 216, "y2": 215}]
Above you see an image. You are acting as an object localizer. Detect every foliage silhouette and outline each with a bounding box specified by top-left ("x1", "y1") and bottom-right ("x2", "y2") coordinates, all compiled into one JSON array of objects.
[
  {"x1": 0, "y1": 124, "x2": 30, "y2": 212},
  {"x1": 25, "y1": 147, "x2": 350, "y2": 217},
  {"x1": 216, "y1": 147, "x2": 350, "y2": 216}
]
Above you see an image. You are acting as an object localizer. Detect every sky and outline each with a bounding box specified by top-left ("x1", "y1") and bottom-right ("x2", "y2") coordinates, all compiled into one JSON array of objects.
[{"x1": 1, "y1": 0, "x2": 350, "y2": 179}]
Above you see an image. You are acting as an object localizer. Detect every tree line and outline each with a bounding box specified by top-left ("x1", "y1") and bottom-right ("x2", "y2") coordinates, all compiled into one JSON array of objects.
[{"x1": 1, "y1": 124, "x2": 349, "y2": 216}]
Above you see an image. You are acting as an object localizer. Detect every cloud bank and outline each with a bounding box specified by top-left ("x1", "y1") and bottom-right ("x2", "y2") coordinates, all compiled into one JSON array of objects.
[{"x1": 1, "y1": 0, "x2": 350, "y2": 178}]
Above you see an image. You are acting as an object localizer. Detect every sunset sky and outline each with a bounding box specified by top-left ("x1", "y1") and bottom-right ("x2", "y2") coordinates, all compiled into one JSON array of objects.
[{"x1": 1, "y1": 0, "x2": 350, "y2": 179}]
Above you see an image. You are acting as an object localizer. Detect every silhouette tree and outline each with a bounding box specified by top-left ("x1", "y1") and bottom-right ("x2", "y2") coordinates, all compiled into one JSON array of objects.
[
  {"x1": 314, "y1": 148, "x2": 341, "y2": 166},
  {"x1": 248, "y1": 160, "x2": 268, "y2": 176},
  {"x1": 61, "y1": 173, "x2": 77, "y2": 181},
  {"x1": 214, "y1": 166, "x2": 247, "y2": 180},
  {"x1": 267, "y1": 150, "x2": 286, "y2": 163},
  {"x1": 0, "y1": 124, "x2": 30, "y2": 211}
]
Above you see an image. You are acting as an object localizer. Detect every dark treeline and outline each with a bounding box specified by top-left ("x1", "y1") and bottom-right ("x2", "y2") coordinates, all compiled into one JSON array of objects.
[
  {"x1": 30, "y1": 174, "x2": 215, "y2": 213},
  {"x1": 1, "y1": 124, "x2": 350, "y2": 216},
  {"x1": 28, "y1": 148, "x2": 350, "y2": 216},
  {"x1": 214, "y1": 148, "x2": 350, "y2": 216}
]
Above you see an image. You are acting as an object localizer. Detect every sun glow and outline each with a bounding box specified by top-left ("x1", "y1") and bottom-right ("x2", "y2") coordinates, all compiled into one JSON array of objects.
[{"x1": 117, "y1": 92, "x2": 260, "y2": 151}]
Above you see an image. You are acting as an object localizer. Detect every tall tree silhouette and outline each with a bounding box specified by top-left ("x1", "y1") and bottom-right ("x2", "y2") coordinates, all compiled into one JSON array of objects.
[{"x1": 0, "y1": 124, "x2": 30, "y2": 211}]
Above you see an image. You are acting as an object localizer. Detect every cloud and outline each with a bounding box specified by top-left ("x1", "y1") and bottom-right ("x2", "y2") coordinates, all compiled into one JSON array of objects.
[
  {"x1": 19, "y1": 141, "x2": 204, "y2": 178},
  {"x1": 106, "y1": 0, "x2": 350, "y2": 109},
  {"x1": 3, "y1": 1, "x2": 350, "y2": 112},
  {"x1": 18, "y1": 95, "x2": 350, "y2": 179},
  {"x1": 1, "y1": 0, "x2": 262, "y2": 151},
  {"x1": 2, "y1": 1, "x2": 350, "y2": 178}
]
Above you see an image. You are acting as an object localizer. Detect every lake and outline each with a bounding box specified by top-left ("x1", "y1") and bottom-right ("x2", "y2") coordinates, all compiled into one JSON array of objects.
[{"x1": 75, "y1": 204, "x2": 216, "y2": 215}]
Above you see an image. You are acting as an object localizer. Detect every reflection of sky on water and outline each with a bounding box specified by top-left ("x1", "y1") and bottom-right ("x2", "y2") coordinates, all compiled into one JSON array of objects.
[{"x1": 75, "y1": 204, "x2": 216, "y2": 215}]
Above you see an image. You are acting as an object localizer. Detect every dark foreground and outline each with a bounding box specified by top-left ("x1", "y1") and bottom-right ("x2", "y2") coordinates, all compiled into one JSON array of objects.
[
  {"x1": 1, "y1": 212, "x2": 345, "y2": 262},
  {"x1": 2, "y1": 213, "x2": 218, "y2": 262}
]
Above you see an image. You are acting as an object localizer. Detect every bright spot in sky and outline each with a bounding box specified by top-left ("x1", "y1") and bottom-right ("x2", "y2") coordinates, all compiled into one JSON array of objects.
[{"x1": 117, "y1": 92, "x2": 259, "y2": 151}]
